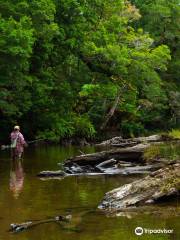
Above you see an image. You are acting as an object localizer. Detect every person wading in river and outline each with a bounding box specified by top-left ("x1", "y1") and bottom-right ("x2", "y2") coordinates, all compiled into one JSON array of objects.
[{"x1": 10, "y1": 126, "x2": 27, "y2": 159}]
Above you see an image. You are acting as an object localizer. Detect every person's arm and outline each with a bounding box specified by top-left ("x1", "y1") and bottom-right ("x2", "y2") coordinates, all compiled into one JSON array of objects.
[{"x1": 19, "y1": 133, "x2": 27, "y2": 146}]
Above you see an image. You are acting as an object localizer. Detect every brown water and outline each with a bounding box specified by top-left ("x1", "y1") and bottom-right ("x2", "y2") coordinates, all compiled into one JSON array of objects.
[{"x1": 0, "y1": 145, "x2": 179, "y2": 240}]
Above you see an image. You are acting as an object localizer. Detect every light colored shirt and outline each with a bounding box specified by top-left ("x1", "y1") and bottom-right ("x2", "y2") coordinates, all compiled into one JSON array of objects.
[{"x1": 10, "y1": 131, "x2": 26, "y2": 153}]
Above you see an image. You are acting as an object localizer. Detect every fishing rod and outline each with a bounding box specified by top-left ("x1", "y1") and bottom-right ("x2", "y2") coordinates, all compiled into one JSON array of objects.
[{"x1": 1, "y1": 139, "x2": 45, "y2": 150}]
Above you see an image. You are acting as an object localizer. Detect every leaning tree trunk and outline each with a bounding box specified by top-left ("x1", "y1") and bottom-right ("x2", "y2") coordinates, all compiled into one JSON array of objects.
[{"x1": 100, "y1": 90, "x2": 121, "y2": 130}]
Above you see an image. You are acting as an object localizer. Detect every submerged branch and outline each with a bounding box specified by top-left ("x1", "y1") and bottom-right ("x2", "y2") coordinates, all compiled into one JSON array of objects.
[{"x1": 9, "y1": 215, "x2": 72, "y2": 233}]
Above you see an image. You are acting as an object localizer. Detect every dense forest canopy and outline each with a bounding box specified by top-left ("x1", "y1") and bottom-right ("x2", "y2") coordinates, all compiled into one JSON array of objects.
[{"x1": 0, "y1": 0, "x2": 179, "y2": 142}]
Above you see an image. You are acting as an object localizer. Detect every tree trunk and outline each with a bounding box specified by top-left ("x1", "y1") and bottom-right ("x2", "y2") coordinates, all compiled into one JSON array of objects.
[
  {"x1": 96, "y1": 134, "x2": 163, "y2": 147},
  {"x1": 64, "y1": 143, "x2": 149, "y2": 166},
  {"x1": 100, "y1": 91, "x2": 121, "y2": 130}
]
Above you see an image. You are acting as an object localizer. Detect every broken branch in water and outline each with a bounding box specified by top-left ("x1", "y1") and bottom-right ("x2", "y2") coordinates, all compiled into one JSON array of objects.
[
  {"x1": 95, "y1": 159, "x2": 117, "y2": 170},
  {"x1": 9, "y1": 215, "x2": 72, "y2": 233},
  {"x1": 78, "y1": 150, "x2": 85, "y2": 155}
]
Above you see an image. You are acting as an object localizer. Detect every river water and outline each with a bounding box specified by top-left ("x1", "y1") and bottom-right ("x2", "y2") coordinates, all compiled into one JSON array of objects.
[{"x1": 0, "y1": 145, "x2": 179, "y2": 239}]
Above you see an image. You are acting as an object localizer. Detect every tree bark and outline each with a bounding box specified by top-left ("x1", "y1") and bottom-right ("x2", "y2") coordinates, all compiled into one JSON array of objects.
[
  {"x1": 64, "y1": 143, "x2": 149, "y2": 166},
  {"x1": 98, "y1": 162, "x2": 180, "y2": 212},
  {"x1": 100, "y1": 91, "x2": 121, "y2": 130},
  {"x1": 96, "y1": 134, "x2": 163, "y2": 147}
]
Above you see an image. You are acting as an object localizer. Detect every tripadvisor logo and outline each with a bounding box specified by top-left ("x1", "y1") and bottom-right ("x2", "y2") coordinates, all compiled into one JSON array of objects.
[
  {"x1": 135, "y1": 227, "x2": 143, "y2": 236},
  {"x1": 135, "y1": 226, "x2": 174, "y2": 236}
]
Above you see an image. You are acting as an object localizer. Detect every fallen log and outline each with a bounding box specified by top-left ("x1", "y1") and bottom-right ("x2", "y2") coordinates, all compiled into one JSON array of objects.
[
  {"x1": 98, "y1": 162, "x2": 180, "y2": 212},
  {"x1": 37, "y1": 162, "x2": 164, "y2": 178},
  {"x1": 97, "y1": 135, "x2": 162, "y2": 147},
  {"x1": 65, "y1": 144, "x2": 149, "y2": 166},
  {"x1": 117, "y1": 161, "x2": 135, "y2": 167},
  {"x1": 111, "y1": 142, "x2": 137, "y2": 148},
  {"x1": 96, "y1": 159, "x2": 117, "y2": 169},
  {"x1": 98, "y1": 162, "x2": 165, "y2": 175},
  {"x1": 37, "y1": 156, "x2": 166, "y2": 178}
]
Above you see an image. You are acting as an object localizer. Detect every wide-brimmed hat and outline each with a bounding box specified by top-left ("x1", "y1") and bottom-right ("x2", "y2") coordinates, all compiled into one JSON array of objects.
[{"x1": 14, "y1": 125, "x2": 20, "y2": 130}]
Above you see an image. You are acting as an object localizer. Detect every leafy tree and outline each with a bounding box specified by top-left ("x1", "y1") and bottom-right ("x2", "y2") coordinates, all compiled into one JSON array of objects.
[{"x1": 0, "y1": 0, "x2": 176, "y2": 141}]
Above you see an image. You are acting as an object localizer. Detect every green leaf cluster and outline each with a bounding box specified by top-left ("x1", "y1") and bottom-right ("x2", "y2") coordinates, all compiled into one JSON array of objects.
[{"x1": 0, "y1": 0, "x2": 179, "y2": 141}]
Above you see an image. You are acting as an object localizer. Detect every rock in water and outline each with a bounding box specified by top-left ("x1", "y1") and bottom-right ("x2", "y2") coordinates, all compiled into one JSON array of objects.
[
  {"x1": 98, "y1": 163, "x2": 180, "y2": 212},
  {"x1": 37, "y1": 170, "x2": 66, "y2": 177}
]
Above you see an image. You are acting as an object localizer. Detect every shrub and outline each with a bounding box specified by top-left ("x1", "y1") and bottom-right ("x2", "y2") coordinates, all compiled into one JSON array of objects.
[
  {"x1": 121, "y1": 121, "x2": 145, "y2": 137},
  {"x1": 73, "y1": 115, "x2": 96, "y2": 138},
  {"x1": 143, "y1": 145, "x2": 161, "y2": 161},
  {"x1": 143, "y1": 143, "x2": 180, "y2": 162},
  {"x1": 168, "y1": 129, "x2": 180, "y2": 139}
]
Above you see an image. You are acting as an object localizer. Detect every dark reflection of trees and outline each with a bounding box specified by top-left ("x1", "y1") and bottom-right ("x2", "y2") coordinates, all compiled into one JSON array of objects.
[{"x1": 9, "y1": 158, "x2": 24, "y2": 199}]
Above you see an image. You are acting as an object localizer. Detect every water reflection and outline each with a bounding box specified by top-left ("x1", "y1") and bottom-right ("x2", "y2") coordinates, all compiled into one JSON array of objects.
[
  {"x1": 9, "y1": 158, "x2": 24, "y2": 199},
  {"x1": 0, "y1": 146, "x2": 178, "y2": 239}
]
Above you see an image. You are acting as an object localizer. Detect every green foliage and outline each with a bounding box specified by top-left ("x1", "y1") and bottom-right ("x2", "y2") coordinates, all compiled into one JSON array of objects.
[
  {"x1": 168, "y1": 129, "x2": 180, "y2": 140},
  {"x1": 0, "y1": 0, "x2": 179, "y2": 142},
  {"x1": 131, "y1": 0, "x2": 180, "y2": 83},
  {"x1": 73, "y1": 114, "x2": 96, "y2": 138},
  {"x1": 161, "y1": 175, "x2": 180, "y2": 193},
  {"x1": 36, "y1": 114, "x2": 95, "y2": 142},
  {"x1": 121, "y1": 121, "x2": 145, "y2": 137},
  {"x1": 143, "y1": 145, "x2": 162, "y2": 161},
  {"x1": 143, "y1": 143, "x2": 180, "y2": 162},
  {"x1": 169, "y1": 91, "x2": 180, "y2": 127},
  {"x1": 0, "y1": 14, "x2": 35, "y2": 131}
]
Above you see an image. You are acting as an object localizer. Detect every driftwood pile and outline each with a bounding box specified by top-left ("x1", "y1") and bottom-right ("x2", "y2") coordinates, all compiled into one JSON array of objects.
[
  {"x1": 36, "y1": 134, "x2": 180, "y2": 212},
  {"x1": 37, "y1": 144, "x2": 165, "y2": 178},
  {"x1": 64, "y1": 144, "x2": 148, "y2": 166},
  {"x1": 37, "y1": 135, "x2": 169, "y2": 178}
]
